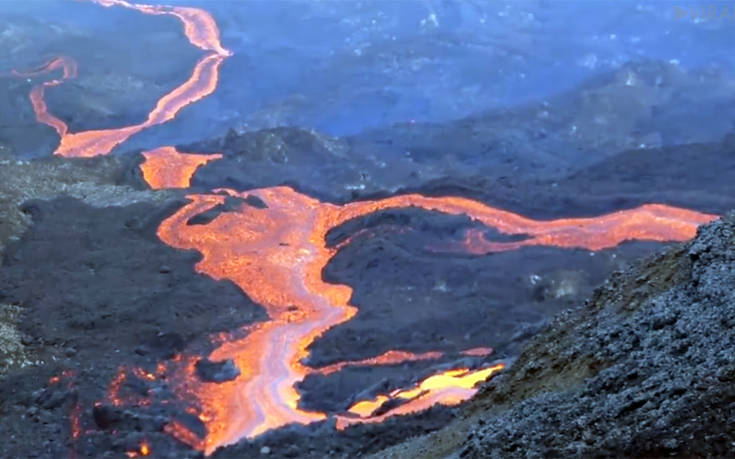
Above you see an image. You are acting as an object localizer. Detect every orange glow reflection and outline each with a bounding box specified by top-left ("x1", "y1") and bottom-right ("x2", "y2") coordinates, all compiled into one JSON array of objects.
[{"x1": 461, "y1": 347, "x2": 494, "y2": 357}]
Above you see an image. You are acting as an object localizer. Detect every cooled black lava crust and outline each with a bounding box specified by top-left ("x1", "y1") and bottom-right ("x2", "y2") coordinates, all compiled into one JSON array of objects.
[{"x1": 0, "y1": 197, "x2": 264, "y2": 458}]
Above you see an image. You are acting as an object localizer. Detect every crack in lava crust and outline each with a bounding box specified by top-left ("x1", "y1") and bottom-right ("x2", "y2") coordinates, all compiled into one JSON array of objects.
[{"x1": 153, "y1": 185, "x2": 717, "y2": 454}]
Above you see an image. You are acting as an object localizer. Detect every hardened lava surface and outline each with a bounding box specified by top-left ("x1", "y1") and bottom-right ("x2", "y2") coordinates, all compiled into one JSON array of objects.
[
  {"x1": 378, "y1": 214, "x2": 735, "y2": 458},
  {"x1": 0, "y1": 159, "x2": 728, "y2": 459},
  {"x1": 2, "y1": 99, "x2": 735, "y2": 458},
  {"x1": 0, "y1": 196, "x2": 265, "y2": 458}
]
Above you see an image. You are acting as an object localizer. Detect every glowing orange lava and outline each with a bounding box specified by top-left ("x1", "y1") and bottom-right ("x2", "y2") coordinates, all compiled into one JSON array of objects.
[
  {"x1": 126, "y1": 441, "x2": 151, "y2": 458},
  {"x1": 70, "y1": 402, "x2": 83, "y2": 440},
  {"x1": 13, "y1": 56, "x2": 78, "y2": 137},
  {"x1": 313, "y1": 350, "x2": 445, "y2": 376},
  {"x1": 156, "y1": 188, "x2": 359, "y2": 452},
  {"x1": 440, "y1": 205, "x2": 714, "y2": 253},
  {"x1": 140, "y1": 146, "x2": 222, "y2": 189},
  {"x1": 23, "y1": 1, "x2": 718, "y2": 454},
  {"x1": 148, "y1": 183, "x2": 716, "y2": 454},
  {"x1": 461, "y1": 347, "x2": 494, "y2": 357},
  {"x1": 336, "y1": 363, "x2": 506, "y2": 429},
  {"x1": 337, "y1": 196, "x2": 717, "y2": 253},
  {"x1": 16, "y1": 0, "x2": 231, "y2": 158}
]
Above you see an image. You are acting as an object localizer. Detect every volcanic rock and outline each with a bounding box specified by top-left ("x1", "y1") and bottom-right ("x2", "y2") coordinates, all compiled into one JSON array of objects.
[
  {"x1": 92, "y1": 404, "x2": 122, "y2": 430},
  {"x1": 244, "y1": 194, "x2": 268, "y2": 209},
  {"x1": 35, "y1": 385, "x2": 75, "y2": 410},
  {"x1": 377, "y1": 213, "x2": 735, "y2": 458},
  {"x1": 186, "y1": 195, "x2": 245, "y2": 225},
  {"x1": 195, "y1": 358, "x2": 240, "y2": 383},
  {"x1": 0, "y1": 154, "x2": 165, "y2": 257},
  {"x1": 92, "y1": 403, "x2": 167, "y2": 433}
]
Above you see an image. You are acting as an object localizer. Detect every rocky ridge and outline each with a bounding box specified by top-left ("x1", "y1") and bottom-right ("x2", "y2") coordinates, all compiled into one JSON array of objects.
[{"x1": 378, "y1": 213, "x2": 735, "y2": 458}]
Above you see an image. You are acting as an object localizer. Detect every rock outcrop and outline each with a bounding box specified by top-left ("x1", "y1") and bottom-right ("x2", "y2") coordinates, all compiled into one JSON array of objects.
[{"x1": 380, "y1": 213, "x2": 735, "y2": 458}]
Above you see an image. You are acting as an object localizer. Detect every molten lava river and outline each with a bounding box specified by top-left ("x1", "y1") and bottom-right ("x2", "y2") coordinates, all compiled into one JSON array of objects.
[{"x1": 16, "y1": 0, "x2": 720, "y2": 456}]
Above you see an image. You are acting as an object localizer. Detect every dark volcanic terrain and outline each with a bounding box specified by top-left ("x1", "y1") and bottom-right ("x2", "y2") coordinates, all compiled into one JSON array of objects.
[
  {"x1": 1, "y1": 2, "x2": 735, "y2": 457},
  {"x1": 0, "y1": 194, "x2": 266, "y2": 457},
  {"x1": 379, "y1": 212, "x2": 735, "y2": 458},
  {"x1": 2, "y1": 116, "x2": 735, "y2": 458}
]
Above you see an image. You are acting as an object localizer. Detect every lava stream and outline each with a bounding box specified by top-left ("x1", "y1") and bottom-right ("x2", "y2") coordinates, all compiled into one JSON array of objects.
[
  {"x1": 313, "y1": 350, "x2": 445, "y2": 376},
  {"x1": 16, "y1": 0, "x2": 231, "y2": 158},
  {"x1": 336, "y1": 195, "x2": 717, "y2": 252},
  {"x1": 140, "y1": 146, "x2": 222, "y2": 189},
  {"x1": 12, "y1": 56, "x2": 78, "y2": 137},
  {"x1": 157, "y1": 189, "x2": 357, "y2": 453},
  {"x1": 336, "y1": 363, "x2": 506, "y2": 429},
  {"x1": 150, "y1": 184, "x2": 716, "y2": 454}
]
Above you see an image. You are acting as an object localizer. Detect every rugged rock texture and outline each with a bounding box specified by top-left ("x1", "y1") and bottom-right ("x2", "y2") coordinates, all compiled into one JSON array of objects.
[
  {"x1": 380, "y1": 213, "x2": 735, "y2": 458},
  {"x1": 0, "y1": 154, "x2": 164, "y2": 256},
  {"x1": 0, "y1": 197, "x2": 266, "y2": 458},
  {"x1": 0, "y1": 155, "x2": 170, "y2": 379},
  {"x1": 0, "y1": 304, "x2": 26, "y2": 375}
]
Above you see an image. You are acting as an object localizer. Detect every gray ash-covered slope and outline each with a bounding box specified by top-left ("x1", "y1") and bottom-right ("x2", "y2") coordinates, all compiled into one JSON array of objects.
[{"x1": 381, "y1": 213, "x2": 735, "y2": 458}]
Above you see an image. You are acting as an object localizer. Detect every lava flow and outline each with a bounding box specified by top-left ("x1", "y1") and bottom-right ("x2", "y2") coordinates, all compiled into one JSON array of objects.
[
  {"x1": 12, "y1": 56, "x2": 78, "y2": 137},
  {"x1": 336, "y1": 363, "x2": 506, "y2": 429},
  {"x1": 143, "y1": 179, "x2": 716, "y2": 454},
  {"x1": 140, "y1": 146, "x2": 222, "y2": 189},
  {"x1": 14, "y1": 0, "x2": 723, "y2": 456},
  {"x1": 16, "y1": 0, "x2": 231, "y2": 158}
]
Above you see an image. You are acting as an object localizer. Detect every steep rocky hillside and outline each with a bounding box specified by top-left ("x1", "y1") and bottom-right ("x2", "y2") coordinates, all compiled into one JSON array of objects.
[{"x1": 379, "y1": 213, "x2": 735, "y2": 458}]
